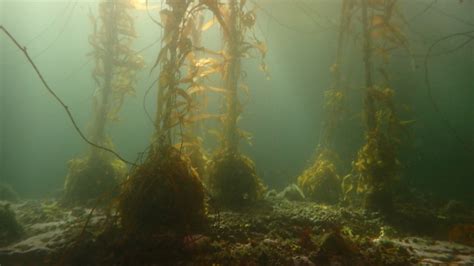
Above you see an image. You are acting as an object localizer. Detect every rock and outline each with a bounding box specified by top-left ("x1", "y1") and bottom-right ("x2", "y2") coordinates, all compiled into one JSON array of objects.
[
  {"x1": 313, "y1": 230, "x2": 359, "y2": 265},
  {"x1": 440, "y1": 200, "x2": 469, "y2": 217},
  {"x1": 0, "y1": 204, "x2": 24, "y2": 247},
  {"x1": 391, "y1": 237, "x2": 474, "y2": 264},
  {"x1": 183, "y1": 234, "x2": 211, "y2": 253},
  {"x1": 277, "y1": 184, "x2": 305, "y2": 201},
  {"x1": 262, "y1": 238, "x2": 279, "y2": 246},
  {"x1": 71, "y1": 207, "x2": 85, "y2": 217},
  {"x1": 292, "y1": 255, "x2": 315, "y2": 266}
]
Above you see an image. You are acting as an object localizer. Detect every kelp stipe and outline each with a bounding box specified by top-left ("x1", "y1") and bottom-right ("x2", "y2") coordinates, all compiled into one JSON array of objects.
[
  {"x1": 63, "y1": 0, "x2": 143, "y2": 206},
  {"x1": 118, "y1": 1, "x2": 207, "y2": 235},
  {"x1": 342, "y1": 0, "x2": 409, "y2": 213},
  {"x1": 296, "y1": 0, "x2": 353, "y2": 204},
  {"x1": 206, "y1": 0, "x2": 267, "y2": 208}
]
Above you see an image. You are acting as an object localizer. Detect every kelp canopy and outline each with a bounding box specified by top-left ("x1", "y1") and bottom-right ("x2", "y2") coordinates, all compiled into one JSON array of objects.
[{"x1": 63, "y1": 0, "x2": 143, "y2": 206}]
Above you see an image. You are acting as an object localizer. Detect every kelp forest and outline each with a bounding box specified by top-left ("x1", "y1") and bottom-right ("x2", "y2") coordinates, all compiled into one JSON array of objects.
[{"x1": 1, "y1": 0, "x2": 473, "y2": 264}]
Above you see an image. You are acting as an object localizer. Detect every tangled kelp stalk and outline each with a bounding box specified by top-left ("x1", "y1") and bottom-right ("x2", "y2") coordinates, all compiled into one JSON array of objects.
[
  {"x1": 206, "y1": 0, "x2": 267, "y2": 208},
  {"x1": 118, "y1": 0, "x2": 208, "y2": 235},
  {"x1": 344, "y1": 0, "x2": 408, "y2": 213},
  {"x1": 178, "y1": 11, "x2": 210, "y2": 179},
  {"x1": 89, "y1": 0, "x2": 144, "y2": 144},
  {"x1": 63, "y1": 0, "x2": 143, "y2": 205}
]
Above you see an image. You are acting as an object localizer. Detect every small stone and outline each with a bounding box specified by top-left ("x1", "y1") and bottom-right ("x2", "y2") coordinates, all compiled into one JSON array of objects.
[{"x1": 293, "y1": 255, "x2": 315, "y2": 266}]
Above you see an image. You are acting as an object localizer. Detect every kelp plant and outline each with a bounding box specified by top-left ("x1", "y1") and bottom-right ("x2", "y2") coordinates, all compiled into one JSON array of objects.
[
  {"x1": 297, "y1": 0, "x2": 354, "y2": 204},
  {"x1": 206, "y1": 0, "x2": 267, "y2": 208},
  {"x1": 344, "y1": 0, "x2": 408, "y2": 213},
  {"x1": 178, "y1": 11, "x2": 210, "y2": 179},
  {"x1": 63, "y1": 0, "x2": 143, "y2": 205},
  {"x1": 118, "y1": 1, "x2": 209, "y2": 235}
]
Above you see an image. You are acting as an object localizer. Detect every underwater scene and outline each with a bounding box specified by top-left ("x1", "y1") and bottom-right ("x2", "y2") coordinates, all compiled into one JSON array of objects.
[{"x1": 0, "y1": 0, "x2": 473, "y2": 265}]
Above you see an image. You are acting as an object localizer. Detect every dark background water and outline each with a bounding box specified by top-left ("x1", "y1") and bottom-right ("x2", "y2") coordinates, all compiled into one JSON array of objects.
[{"x1": 1, "y1": 0, "x2": 473, "y2": 202}]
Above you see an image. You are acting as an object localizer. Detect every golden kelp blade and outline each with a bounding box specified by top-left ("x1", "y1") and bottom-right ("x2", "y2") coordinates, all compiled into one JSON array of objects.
[{"x1": 201, "y1": 17, "x2": 217, "y2": 31}]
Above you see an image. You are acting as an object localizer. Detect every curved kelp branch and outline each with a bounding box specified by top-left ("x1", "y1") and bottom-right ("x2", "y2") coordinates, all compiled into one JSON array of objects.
[
  {"x1": 424, "y1": 30, "x2": 474, "y2": 152},
  {"x1": 0, "y1": 25, "x2": 135, "y2": 166}
]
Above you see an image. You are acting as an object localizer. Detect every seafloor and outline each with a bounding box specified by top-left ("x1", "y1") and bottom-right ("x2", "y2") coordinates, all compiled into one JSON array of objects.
[{"x1": 1, "y1": 188, "x2": 473, "y2": 265}]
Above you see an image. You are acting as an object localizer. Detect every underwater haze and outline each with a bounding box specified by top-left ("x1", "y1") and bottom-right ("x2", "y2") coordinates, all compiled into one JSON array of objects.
[
  {"x1": 1, "y1": 0, "x2": 474, "y2": 264},
  {"x1": 1, "y1": 0, "x2": 472, "y2": 200}
]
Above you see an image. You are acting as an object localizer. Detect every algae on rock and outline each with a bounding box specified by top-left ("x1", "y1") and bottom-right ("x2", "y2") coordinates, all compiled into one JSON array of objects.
[
  {"x1": 0, "y1": 204, "x2": 23, "y2": 247},
  {"x1": 297, "y1": 150, "x2": 341, "y2": 204}
]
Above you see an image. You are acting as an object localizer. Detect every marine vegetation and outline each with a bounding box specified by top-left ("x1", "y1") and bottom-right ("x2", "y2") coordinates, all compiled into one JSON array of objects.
[
  {"x1": 297, "y1": 149, "x2": 341, "y2": 204},
  {"x1": 119, "y1": 145, "x2": 206, "y2": 235},
  {"x1": 118, "y1": 0, "x2": 208, "y2": 235},
  {"x1": 207, "y1": 0, "x2": 267, "y2": 208},
  {"x1": 207, "y1": 149, "x2": 265, "y2": 207},
  {"x1": 0, "y1": 204, "x2": 23, "y2": 247},
  {"x1": 343, "y1": 0, "x2": 408, "y2": 213},
  {"x1": 177, "y1": 11, "x2": 210, "y2": 180},
  {"x1": 296, "y1": 0, "x2": 353, "y2": 204},
  {"x1": 64, "y1": 147, "x2": 127, "y2": 206},
  {"x1": 63, "y1": 0, "x2": 143, "y2": 206}
]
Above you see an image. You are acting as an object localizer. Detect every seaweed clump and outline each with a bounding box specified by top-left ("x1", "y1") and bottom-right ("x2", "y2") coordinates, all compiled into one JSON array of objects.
[
  {"x1": 352, "y1": 90, "x2": 400, "y2": 212},
  {"x1": 297, "y1": 150, "x2": 341, "y2": 204},
  {"x1": 118, "y1": 146, "x2": 206, "y2": 235},
  {"x1": 208, "y1": 149, "x2": 265, "y2": 208},
  {"x1": 0, "y1": 204, "x2": 23, "y2": 247},
  {"x1": 63, "y1": 152, "x2": 126, "y2": 206}
]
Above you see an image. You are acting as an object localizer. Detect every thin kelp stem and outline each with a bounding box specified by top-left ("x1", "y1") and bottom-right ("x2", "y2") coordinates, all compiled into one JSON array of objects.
[
  {"x1": 91, "y1": 0, "x2": 118, "y2": 147},
  {"x1": 361, "y1": 0, "x2": 376, "y2": 131},
  {"x1": 88, "y1": 0, "x2": 144, "y2": 151},
  {"x1": 225, "y1": 0, "x2": 242, "y2": 153},
  {"x1": 319, "y1": 0, "x2": 352, "y2": 149},
  {"x1": 0, "y1": 25, "x2": 136, "y2": 166},
  {"x1": 333, "y1": 0, "x2": 349, "y2": 90},
  {"x1": 154, "y1": 4, "x2": 185, "y2": 148}
]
